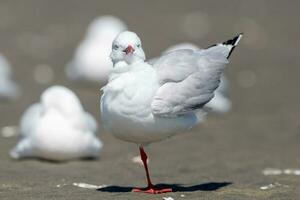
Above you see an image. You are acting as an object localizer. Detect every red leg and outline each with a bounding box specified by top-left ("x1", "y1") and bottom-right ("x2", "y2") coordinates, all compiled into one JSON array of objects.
[{"x1": 132, "y1": 146, "x2": 172, "y2": 194}]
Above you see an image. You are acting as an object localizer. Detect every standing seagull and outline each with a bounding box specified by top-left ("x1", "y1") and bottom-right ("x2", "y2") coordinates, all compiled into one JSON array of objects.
[{"x1": 101, "y1": 31, "x2": 242, "y2": 194}]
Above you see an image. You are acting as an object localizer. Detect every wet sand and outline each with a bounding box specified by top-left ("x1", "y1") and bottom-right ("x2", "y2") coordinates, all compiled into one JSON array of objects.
[{"x1": 1, "y1": 0, "x2": 300, "y2": 199}]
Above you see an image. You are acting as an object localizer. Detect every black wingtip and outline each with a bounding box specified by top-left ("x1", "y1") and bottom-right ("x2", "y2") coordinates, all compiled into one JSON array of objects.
[
  {"x1": 206, "y1": 33, "x2": 243, "y2": 49},
  {"x1": 223, "y1": 33, "x2": 243, "y2": 46},
  {"x1": 225, "y1": 33, "x2": 243, "y2": 59}
]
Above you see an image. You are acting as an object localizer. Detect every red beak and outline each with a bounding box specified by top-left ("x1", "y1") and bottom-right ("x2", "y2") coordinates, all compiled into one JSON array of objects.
[{"x1": 123, "y1": 45, "x2": 135, "y2": 54}]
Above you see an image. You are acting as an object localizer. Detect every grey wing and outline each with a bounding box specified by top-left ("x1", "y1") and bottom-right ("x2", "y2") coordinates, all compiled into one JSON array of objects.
[{"x1": 151, "y1": 33, "x2": 242, "y2": 117}]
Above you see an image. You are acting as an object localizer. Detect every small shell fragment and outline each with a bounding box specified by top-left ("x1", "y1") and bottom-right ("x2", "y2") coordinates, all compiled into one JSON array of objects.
[
  {"x1": 73, "y1": 182, "x2": 107, "y2": 190},
  {"x1": 163, "y1": 197, "x2": 174, "y2": 200}
]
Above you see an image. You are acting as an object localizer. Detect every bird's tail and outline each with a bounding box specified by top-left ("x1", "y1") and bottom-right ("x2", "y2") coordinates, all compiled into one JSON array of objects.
[
  {"x1": 206, "y1": 33, "x2": 243, "y2": 59},
  {"x1": 222, "y1": 33, "x2": 243, "y2": 58}
]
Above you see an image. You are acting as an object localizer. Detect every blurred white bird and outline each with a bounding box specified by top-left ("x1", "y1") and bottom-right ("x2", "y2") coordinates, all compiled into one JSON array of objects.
[
  {"x1": 163, "y1": 43, "x2": 201, "y2": 53},
  {"x1": 66, "y1": 16, "x2": 127, "y2": 85},
  {"x1": 11, "y1": 86, "x2": 102, "y2": 161},
  {"x1": 101, "y1": 31, "x2": 242, "y2": 193},
  {"x1": 161, "y1": 43, "x2": 231, "y2": 113},
  {"x1": 0, "y1": 54, "x2": 20, "y2": 100},
  {"x1": 206, "y1": 75, "x2": 231, "y2": 113}
]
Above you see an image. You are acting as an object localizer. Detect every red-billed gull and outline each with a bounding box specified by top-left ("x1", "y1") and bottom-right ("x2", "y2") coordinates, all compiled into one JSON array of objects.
[{"x1": 101, "y1": 31, "x2": 242, "y2": 194}]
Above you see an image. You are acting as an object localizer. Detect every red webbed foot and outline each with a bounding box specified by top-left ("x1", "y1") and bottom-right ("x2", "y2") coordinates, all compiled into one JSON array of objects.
[{"x1": 132, "y1": 186, "x2": 172, "y2": 194}]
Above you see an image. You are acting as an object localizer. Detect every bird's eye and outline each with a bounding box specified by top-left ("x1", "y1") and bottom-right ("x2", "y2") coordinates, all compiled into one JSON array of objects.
[
  {"x1": 113, "y1": 44, "x2": 119, "y2": 50},
  {"x1": 137, "y1": 44, "x2": 141, "y2": 48}
]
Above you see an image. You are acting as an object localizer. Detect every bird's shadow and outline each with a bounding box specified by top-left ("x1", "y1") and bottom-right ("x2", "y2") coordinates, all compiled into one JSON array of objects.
[{"x1": 98, "y1": 182, "x2": 232, "y2": 193}]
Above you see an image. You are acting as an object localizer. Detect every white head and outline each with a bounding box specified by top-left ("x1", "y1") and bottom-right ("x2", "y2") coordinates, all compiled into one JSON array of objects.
[{"x1": 110, "y1": 31, "x2": 145, "y2": 65}]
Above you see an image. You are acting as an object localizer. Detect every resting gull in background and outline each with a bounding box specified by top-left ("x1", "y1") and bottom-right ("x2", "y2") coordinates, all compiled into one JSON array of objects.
[
  {"x1": 11, "y1": 86, "x2": 102, "y2": 161},
  {"x1": 0, "y1": 54, "x2": 20, "y2": 100}
]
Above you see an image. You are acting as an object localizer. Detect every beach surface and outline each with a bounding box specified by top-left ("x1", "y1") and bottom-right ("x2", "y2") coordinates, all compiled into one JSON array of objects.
[{"x1": 0, "y1": 0, "x2": 300, "y2": 199}]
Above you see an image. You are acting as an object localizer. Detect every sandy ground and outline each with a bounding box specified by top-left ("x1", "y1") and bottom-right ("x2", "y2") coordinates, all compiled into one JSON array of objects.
[{"x1": 1, "y1": 0, "x2": 300, "y2": 199}]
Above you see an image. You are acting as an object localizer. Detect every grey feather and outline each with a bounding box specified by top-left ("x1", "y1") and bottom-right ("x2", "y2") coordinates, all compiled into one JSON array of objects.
[{"x1": 151, "y1": 34, "x2": 242, "y2": 117}]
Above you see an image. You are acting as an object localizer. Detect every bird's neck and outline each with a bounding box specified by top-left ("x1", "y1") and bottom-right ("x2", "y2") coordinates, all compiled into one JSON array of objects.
[
  {"x1": 124, "y1": 54, "x2": 144, "y2": 65},
  {"x1": 109, "y1": 61, "x2": 131, "y2": 82},
  {"x1": 113, "y1": 61, "x2": 128, "y2": 69},
  {"x1": 110, "y1": 59, "x2": 145, "y2": 82},
  {"x1": 112, "y1": 58, "x2": 144, "y2": 71}
]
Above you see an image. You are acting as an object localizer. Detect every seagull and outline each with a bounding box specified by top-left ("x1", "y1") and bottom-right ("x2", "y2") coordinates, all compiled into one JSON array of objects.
[
  {"x1": 11, "y1": 86, "x2": 102, "y2": 161},
  {"x1": 101, "y1": 31, "x2": 242, "y2": 194},
  {"x1": 151, "y1": 42, "x2": 232, "y2": 113},
  {"x1": 0, "y1": 54, "x2": 20, "y2": 100},
  {"x1": 66, "y1": 16, "x2": 127, "y2": 85}
]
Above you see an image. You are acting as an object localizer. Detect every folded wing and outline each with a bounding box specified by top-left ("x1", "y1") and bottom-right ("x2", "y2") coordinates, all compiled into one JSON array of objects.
[{"x1": 151, "y1": 34, "x2": 242, "y2": 117}]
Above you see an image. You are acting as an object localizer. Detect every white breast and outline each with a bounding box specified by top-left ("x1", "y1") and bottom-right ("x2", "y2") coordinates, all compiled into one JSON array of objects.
[{"x1": 101, "y1": 63, "x2": 200, "y2": 144}]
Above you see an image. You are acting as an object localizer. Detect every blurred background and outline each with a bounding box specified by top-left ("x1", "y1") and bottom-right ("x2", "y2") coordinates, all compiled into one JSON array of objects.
[{"x1": 0, "y1": 0, "x2": 300, "y2": 199}]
